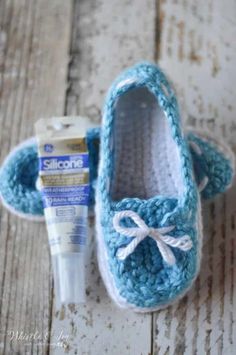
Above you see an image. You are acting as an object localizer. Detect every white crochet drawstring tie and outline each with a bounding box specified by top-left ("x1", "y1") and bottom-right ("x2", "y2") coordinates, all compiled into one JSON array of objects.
[{"x1": 113, "y1": 210, "x2": 193, "y2": 266}]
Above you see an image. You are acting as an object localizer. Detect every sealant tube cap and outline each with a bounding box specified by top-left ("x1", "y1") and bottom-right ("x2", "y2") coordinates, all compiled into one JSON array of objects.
[{"x1": 52, "y1": 252, "x2": 86, "y2": 308}]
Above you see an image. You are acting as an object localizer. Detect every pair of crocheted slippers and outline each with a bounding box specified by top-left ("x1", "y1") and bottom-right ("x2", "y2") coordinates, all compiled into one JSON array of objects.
[{"x1": 0, "y1": 63, "x2": 234, "y2": 312}]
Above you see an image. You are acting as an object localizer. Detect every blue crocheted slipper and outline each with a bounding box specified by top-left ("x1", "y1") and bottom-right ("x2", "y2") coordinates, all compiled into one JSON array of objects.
[
  {"x1": 0, "y1": 129, "x2": 100, "y2": 221},
  {"x1": 0, "y1": 126, "x2": 234, "y2": 221},
  {"x1": 95, "y1": 62, "x2": 235, "y2": 312},
  {"x1": 0, "y1": 128, "x2": 233, "y2": 222}
]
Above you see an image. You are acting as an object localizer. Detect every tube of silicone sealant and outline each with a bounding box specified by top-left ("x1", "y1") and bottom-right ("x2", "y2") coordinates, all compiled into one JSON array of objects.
[{"x1": 35, "y1": 117, "x2": 93, "y2": 307}]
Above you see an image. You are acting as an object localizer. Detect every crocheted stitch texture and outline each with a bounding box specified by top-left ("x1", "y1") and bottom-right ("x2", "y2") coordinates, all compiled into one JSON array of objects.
[
  {"x1": 96, "y1": 62, "x2": 200, "y2": 310},
  {"x1": 0, "y1": 129, "x2": 100, "y2": 219},
  {"x1": 0, "y1": 139, "x2": 43, "y2": 218},
  {"x1": 0, "y1": 128, "x2": 234, "y2": 221},
  {"x1": 187, "y1": 130, "x2": 234, "y2": 199}
]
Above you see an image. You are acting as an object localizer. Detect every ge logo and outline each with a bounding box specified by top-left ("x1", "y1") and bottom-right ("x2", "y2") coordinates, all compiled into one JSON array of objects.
[{"x1": 44, "y1": 144, "x2": 54, "y2": 153}]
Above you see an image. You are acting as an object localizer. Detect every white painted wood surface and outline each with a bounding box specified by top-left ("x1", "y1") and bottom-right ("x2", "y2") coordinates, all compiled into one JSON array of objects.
[
  {"x1": 0, "y1": 0, "x2": 72, "y2": 354},
  {"x1": 154, "y1": 1, "x2": 236, "y2": 354},
  {"x1": 50, "y1": 1, "x2": 156, "y2": 354},
  {"x1": 0, "y1": 0, "x2": 235, "y2": 354}
]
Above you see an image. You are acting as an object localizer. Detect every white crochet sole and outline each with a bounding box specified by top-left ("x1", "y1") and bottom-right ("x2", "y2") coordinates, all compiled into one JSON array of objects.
[
  {"x1": 95, "y1": 193, "x2": 203, "y2": 313},
  {"x1": 111, "y1": 87, "x2": 184, "y2": 200}
]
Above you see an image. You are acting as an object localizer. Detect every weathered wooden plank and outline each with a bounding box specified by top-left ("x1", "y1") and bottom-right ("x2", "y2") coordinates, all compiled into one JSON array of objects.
[
  {"x1": 66, "y1": 0, "x2": 157, "y2": 120},
  {"x1": 154, "y1": 1, "x2": 236, "y2": 354},
  {"x1": 2, "y1": 0, "x2": 235, "y2": 354},
  {"x1": 50, "y1": 1, "x2": 156, "y2": 354},
  {"x1": 0, "y1": 0, "x2": 72, "y2": 353}
]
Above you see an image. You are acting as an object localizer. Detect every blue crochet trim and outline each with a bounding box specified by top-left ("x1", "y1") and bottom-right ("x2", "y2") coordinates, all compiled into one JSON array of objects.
[
  {"x1": 86, "y1": 127, "x2": 100, "y2": 206},
  {"x1": 96, "y1": 62, "x2": 199, "y2": 309}
]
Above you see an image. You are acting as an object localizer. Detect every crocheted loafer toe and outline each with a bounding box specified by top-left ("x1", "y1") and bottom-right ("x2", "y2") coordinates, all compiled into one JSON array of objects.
[{"x1": 96, "y1": 62, "x2": 203, "y2": 312}]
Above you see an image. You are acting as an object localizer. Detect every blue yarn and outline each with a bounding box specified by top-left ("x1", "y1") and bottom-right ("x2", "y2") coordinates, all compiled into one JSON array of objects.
[
  {"x1": 86, "y1": 127, "x2": 100, "y2": 205},
  {"x1": 0, "y1": 129, "x2": 100, "y2": 217},
  {"x1": 0, "y1": 127, "x2": 233, "y2": 220},
  {"x1": 0, "y1": 64, "x2": 234, "y2": 310},
  {"x1": 96, "y1": 62, "x2": 200, "y2": 309},
  {"x1": 188, "y1": 132, "x2": 234, "y2": 199},
  {"x1": 0, "y1": 143, "x2": 43, "y2": 216}
]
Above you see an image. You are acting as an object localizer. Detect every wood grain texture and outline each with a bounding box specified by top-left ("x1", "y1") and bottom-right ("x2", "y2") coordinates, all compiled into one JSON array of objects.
[
  {"x1": 0, "y1": 0, "x2": 72, "y2": 353},
  {"x1": 50, "y1": 1, "x2": 156, "y2": 354},
  {"x1": 154, "y1": 1, "x2": 236, "y2": 354},
  {"x1": 0, "y1": 0, "x2": 235, "y2": 354}
]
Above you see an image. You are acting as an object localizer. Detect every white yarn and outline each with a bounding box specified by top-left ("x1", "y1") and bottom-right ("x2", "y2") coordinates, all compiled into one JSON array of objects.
[
  {"x1": 188, "y1": 139, "x2": 209, "y2": 192},
  {"x1": 111, "y1": 88, "x2": 184, "y2": 201},
  {"x1": 189, "y1": 140, "x2": 203, "y2": 156},
  {"x1": 113, "y1": 210, "x2": 193, "y2": 265},
  {"x1": 198, "y1": 176, "x2": 209, "y2": 192}
]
